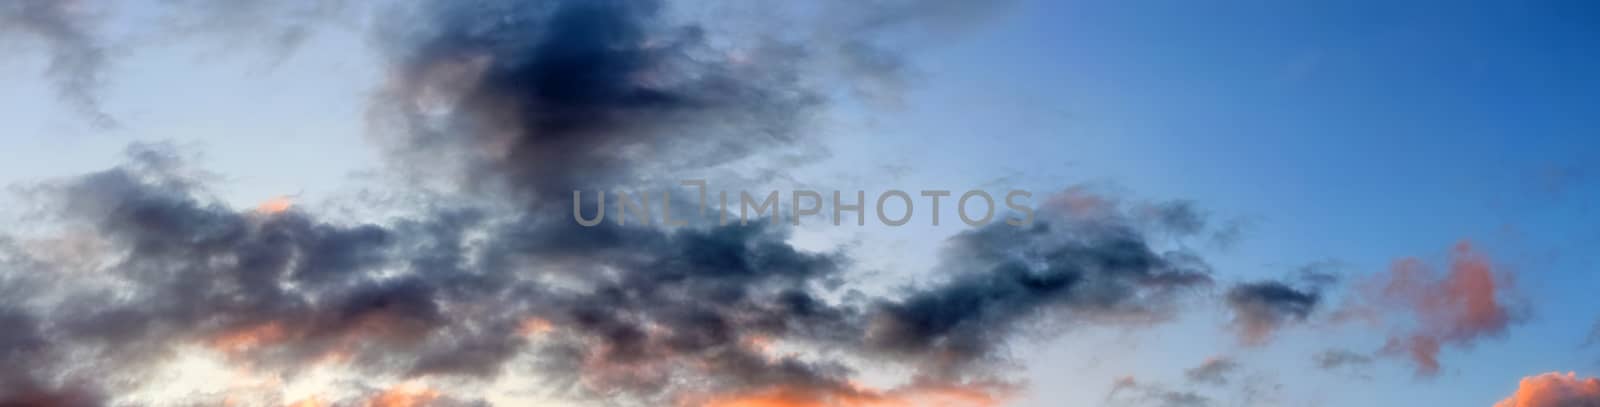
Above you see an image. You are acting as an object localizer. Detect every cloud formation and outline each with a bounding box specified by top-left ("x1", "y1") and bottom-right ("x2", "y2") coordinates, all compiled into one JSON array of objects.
[
  {"x1": 1495, "y1": 372, "x2": 1600, "y2": 407},
  {"x1": 1106, "y1": 377, "x2": 1212, "y2": 407},
  {"x1": 1311, "y1": 349, "x2": 1373, "y2": 371},
  {"x1": 864, "y1": 191, "x2": 1214, "y2": 375},
  {"x1": 1224, "y1": 281, "x2": 1319, "y2": 345},
  {"x1": 1343, "y1": 241, "x2": 1521, "y2": 376},
  {"x1": 0, "y1": 1, "x2": 1228, "y2": 400},
  {"x1": 1184, "y1": 357, "x2": 1239, "y2": 386},
  {"x1": 367, "y1": 0, "x2": 826, "y2": 204},
  {"x1": 0, "y1": 143, "x2": 1223, "y2": 405},
  {"x1": 695, "y1": 379, "x2": 1014, "y2": 407},
  {"x1": 1, "y1": 0, "x2": 115, "y2": 127},
  {"x1": 0, "y1": 1, "x2": 1247, "y2": 405}
]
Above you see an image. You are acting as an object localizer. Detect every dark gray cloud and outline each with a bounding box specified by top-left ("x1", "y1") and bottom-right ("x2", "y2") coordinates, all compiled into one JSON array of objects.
[
  {"x1": 0, "y1": 146, "x2": 481, "y2": 400},
  {"x1": 0, "y1": 146, "x2": 1224, "y2": 404},
  {"x1": 0, "y1": 0, "x2": 1249, "y2": 405},
  {"x1": 0, "y1": 143, "x2": 861, "y2": 404},
  {"x1": 367, "y1": 0, "x2": 823, "y2": 206},
  {"x1": 865, "y1": 195, "x2": 1215, "y2": 376},
  {"x1": 1113, "y1": 362, "x2": 1295, "y2": 407},
  {"x1": 1313, "y1": 348, "x2": 1374, "y2": 371},
  {"x1": 2, "y1": 0, "x2": 367, "y2": 128},
  {"x1": 1, "y1": 0, "x2": 115, "y2": 127},
  {"x1": 1107, "y1": 377, "x2": 1214, "y2": 407},
  {"x1": 365, "y1": 0, "x2": 1023, "y2": 207},
  {"x1": 1294, "y1": 259, "x2": 1343, "y2": 289},
  {"x1": 1184, "y1": 357, "x2": 1239, "y2": 386},
  {"x1": 1225, "y1": 280, "x2": 1320, "y2": 345},
  {"x1": 493, "y1": 187, "x2": 1217, "y2": 399}
]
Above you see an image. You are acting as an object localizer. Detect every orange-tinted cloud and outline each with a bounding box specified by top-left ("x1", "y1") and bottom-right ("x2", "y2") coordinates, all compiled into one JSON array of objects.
[
  {"x1": 696, "y1": 381, "x2": 1010, "y2": 407},
  {"x1": 1495, "y1": 372, "x2": 1600, "y2": 407},
  {"x1": 1388, "y1": 242, "x2": 1512, "y2": 341},
  {"x1": 517, "y1": 317, "x2": 554, "y2": 337},
  {"x1": 742, "y1": 334, "x2": 777, "y2": 356},
  {"x1": 209, "y1": 321, "x2": 289, "y2": 354},
  {"x1": 257, "y1": 196, "x2": 294, "y2": 214},
  {"x1": 286, "y1": 396, "x2": 330, "y2": 407},
  {"x1": 1350, "y1": 240, "x2": 1518, "y2": 376},
  {"x1": 364, "y1": 383, "x2": 440, "y2": 407},
  {"x1": 205, "y1": 308, "x2": 439, "y2": 368}
]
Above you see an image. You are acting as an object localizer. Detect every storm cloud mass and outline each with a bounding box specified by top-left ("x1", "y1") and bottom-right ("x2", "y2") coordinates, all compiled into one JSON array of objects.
[
  {"x1": 2, "y1": 0, "x2": 1581, "y2": 406},
  {"x1": 0, "y1": 143, "x2": 1221, "y2": 405},
  {"x1": 0, "y1": 0, "x2": 1230, "y2": 405}
]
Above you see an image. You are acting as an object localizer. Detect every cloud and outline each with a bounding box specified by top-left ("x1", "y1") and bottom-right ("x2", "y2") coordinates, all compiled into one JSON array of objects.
[
  {"x1": 359, "y1": 0, "x2": 1222, "y2": 385},
  {"x1": 1, "y1": 0, "x2": 115, "y2": 127},
  {"x1": 1, "y1": 0, "x2": 374, "y2": 127},
  {"x1": 367, "y1": 0, "x2": 827, "y2": 205},
  {"x1": 1311, "y1": 349, "x2": 1373, "y2": 371},
  {"x1": 0, "y1": 144, "x2": 1223, "y2": 405},
  {"x1": 364, "y1": 0, "x2": 1013, "y2": 205},
  {"x1": 1495, "y1": 372, "x2": 1600, "y2": 407},
  {"x1": 865, "y1": 189, "x2": 1214, "y2": 375},
  {"x1": 0, "y1": 143, "x2": 853, "y2": 403},
  {"x1": 1106, "y1": 377, "x2": 1212, "y2": 407},
  {"x1": 1184, "y1": 357, "x2": 1239, "y2": 386},
  {"x1": 0, "y1": 1, "x2": 1245, "y2": 405},
  {"x1": 1224, "y1": 281, "x2": 1319, "y2": 345},
  {"x1": 0, "y1": 146, "x2": 460, "y2": 395},
  {"x1": 1342, "y1": 240, "x2": 1522, "y2": 376},
  {"x1": 1218, "y1": 260, "x2": 1340, "y2": 347},
  {"x1": 255, "y1": 195, "x2": 296, "y2": 214},
  {"x1": 1294, "y1": 260, "x2": 1343, "y2": 289},
  {"x1": 694, "y1": 379, "x2": 1013, "y2": 407}
]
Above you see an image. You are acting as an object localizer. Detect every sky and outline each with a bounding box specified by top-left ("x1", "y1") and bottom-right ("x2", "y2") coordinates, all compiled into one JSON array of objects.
[{"x1": 1, "y1": 1, "x2": 1598, "y2": 406}]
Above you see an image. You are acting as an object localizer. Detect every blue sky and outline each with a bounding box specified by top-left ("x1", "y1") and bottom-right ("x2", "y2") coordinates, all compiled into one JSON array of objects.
[
  {"x1": 909, "y1": 1, "x2": 1600, "y2": 405},
  {"x1": 915, "y1": 1, "x2": 1600, "y2": 403},
  {"x1": 1, "y1": 1, "x2": 1597, "y2": 406}
]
